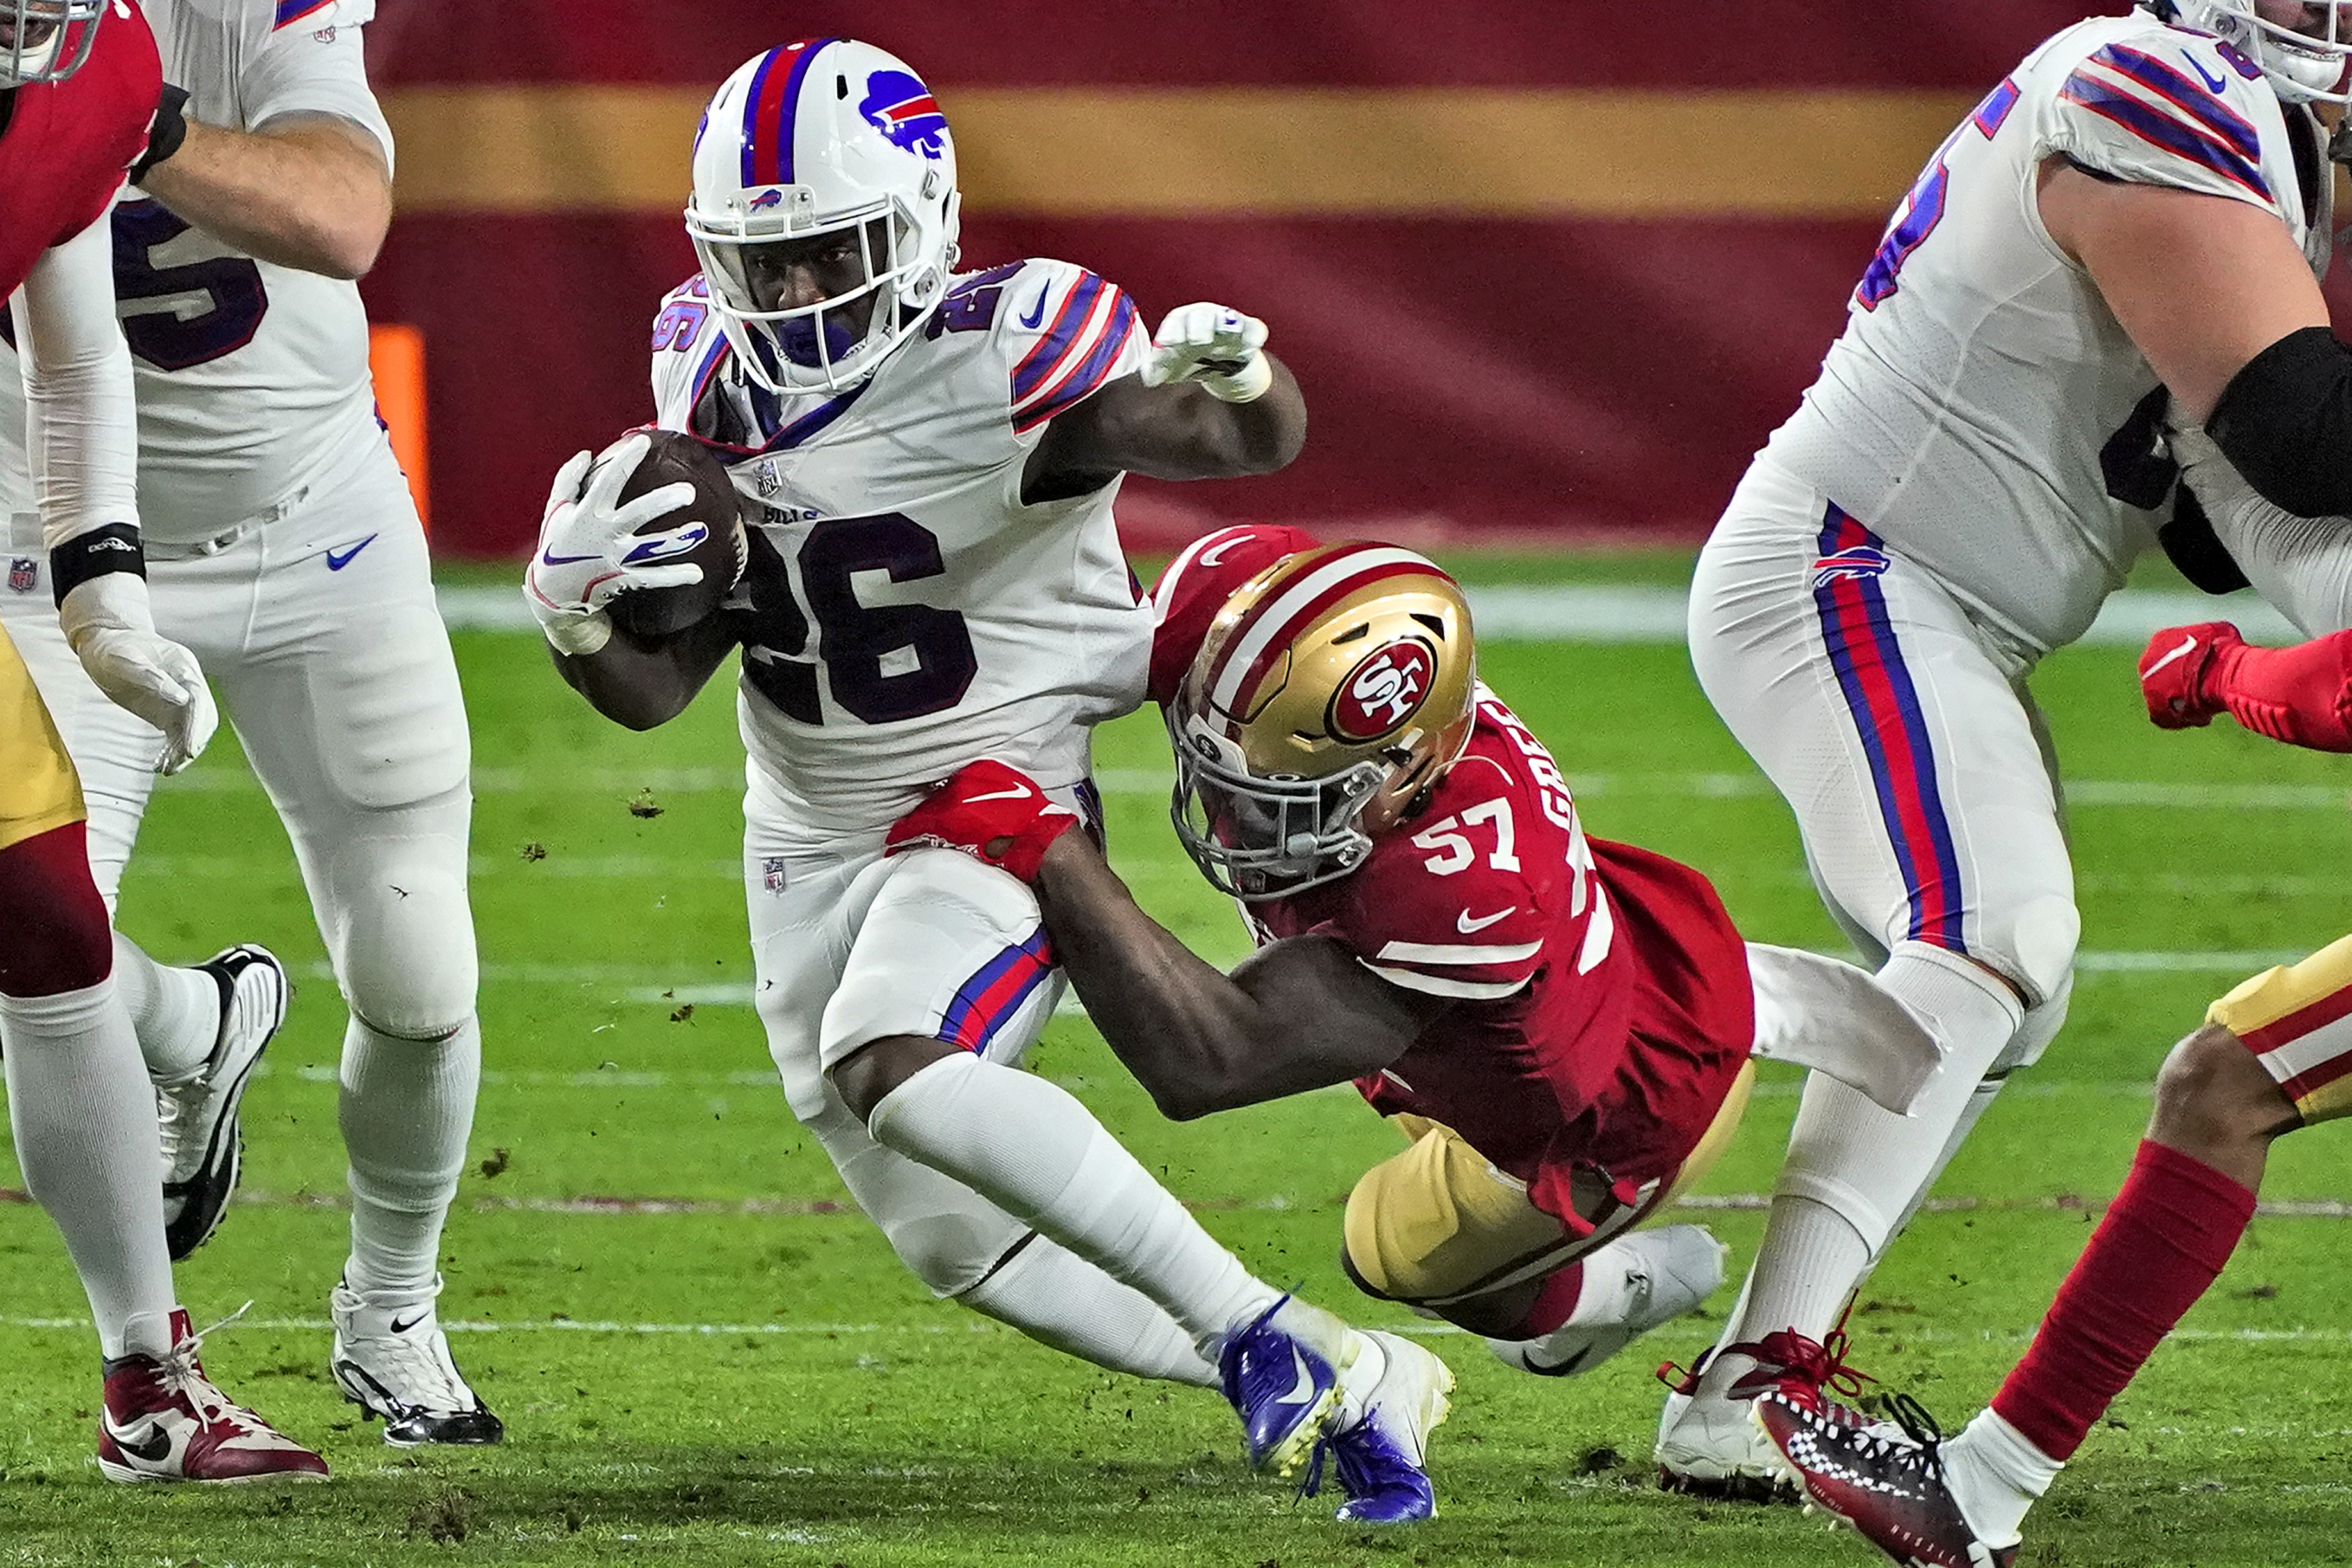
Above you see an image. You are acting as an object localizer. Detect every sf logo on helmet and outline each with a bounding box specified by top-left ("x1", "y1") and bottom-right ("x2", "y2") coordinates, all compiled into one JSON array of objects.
[
  {"x1": 1329, "y1": 639, "x2": 1435, "y2": 742},
  {"x1": 861, "y1": 70, "x2": 948, "y2": 158}
]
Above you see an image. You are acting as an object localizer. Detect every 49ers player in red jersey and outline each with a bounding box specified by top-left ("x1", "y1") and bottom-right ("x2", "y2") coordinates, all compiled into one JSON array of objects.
[
  {"x1": 885, "y1": 528, "x2": 1940, "y2": 1522},
  {"x1": 0, "y1": 0, "x2": 323, "y2": 1482}
]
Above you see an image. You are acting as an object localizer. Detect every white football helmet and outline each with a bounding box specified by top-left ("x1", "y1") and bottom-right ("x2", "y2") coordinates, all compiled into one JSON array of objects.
[
  {"x1": 2166, "y1": 1, "x2": 2352, "y2": 104},
  {"x1": 685, "y1": 38, "x2": 961, "y2": 395},
  {"x1": 0, "y1": 0, "x2": 104, "y2": 88}
]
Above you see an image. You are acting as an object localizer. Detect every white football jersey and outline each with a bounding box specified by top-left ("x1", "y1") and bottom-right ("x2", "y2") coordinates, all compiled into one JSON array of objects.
[
  {"x1": 649, "y1": 257, "x2": 1156, "y2": 826},
  {"x1": 1760, "y1": 10, "x2": 2329, "y2": 657},
  {"x1": 0, "y1": 0, "x2": 394, "y2": 545}
]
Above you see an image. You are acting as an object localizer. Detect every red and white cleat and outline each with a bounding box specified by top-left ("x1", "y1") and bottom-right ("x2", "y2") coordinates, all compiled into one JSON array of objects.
[
  {"x1": 1754, "y1": 1390, "x2": 2018, "y2": 1568},
  {"x1": 98, "y1": 1308, "x2": 329, "y2": 1483},
  {"x1": 1654, "y1": 1327, "x2": 1875, "y2": 1502}
]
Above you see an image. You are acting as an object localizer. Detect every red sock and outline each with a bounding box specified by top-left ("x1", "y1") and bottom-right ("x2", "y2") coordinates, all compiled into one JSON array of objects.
[
  {"x1": 1991, "y1": 1140, "x2": 2256, "y2": 1460},
  {"x1": 2211, "y1": 630, "x2": 2352, "y2": 751},
  {"x1": 1503, "y1": 1260, "x2": 1586, "y2": 1339}
]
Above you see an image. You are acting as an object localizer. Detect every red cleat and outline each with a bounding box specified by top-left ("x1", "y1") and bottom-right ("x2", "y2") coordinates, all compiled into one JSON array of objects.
[
  {"x1": 1654, "y1": 1328, "x2": 1876, "y2": 1501},
  {"x1": 2137, "y1": 621, "x2": 2241, "y2": 730},
  {"x1": 1754, "y1": 1390, "x2": 2018, "y2": 1568},
  {"x1": 99, "y1": 1309, "x2": 329, "y2": 1483}
]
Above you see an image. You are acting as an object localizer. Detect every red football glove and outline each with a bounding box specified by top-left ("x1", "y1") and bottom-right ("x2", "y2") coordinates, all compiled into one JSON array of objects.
[
  {"x1": 886, "y1": 759, "x2": 1080, "y2": 883},
  {"x1": 2138, "y1": 621, "x2": 2241, "y2": 730}
]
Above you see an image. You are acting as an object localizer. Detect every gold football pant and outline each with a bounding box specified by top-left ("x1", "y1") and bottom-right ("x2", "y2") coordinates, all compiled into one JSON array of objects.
[
  {"x1": 0, "y1": 619, "x2": 84, "y2": 854},
  {"x1": 1343, "y1": 1061, "x2": 1754, "y2": 1307},
  {"x1": 2210, "y1": 935, "x2": 2352, "y2": 1124}
]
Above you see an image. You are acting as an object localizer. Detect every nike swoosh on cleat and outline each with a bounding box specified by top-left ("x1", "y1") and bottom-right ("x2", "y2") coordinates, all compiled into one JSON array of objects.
[
  {"x1": 389, "y1": 1313, "x2": 427, "y2": 1335},
  {"x1": 324, "y1": 534, "x2": 379, "y2": 571},
  {"x1": 1457, "y1": 906, "x2": 1517, "y2": 934},
  {"x1": 965, "y1": 787, "x2": 1033, "y2": 803},
  {"x1": 2142, "y1": 633, "x2": 2201, "y2": 680},
  {"x1": 1018, "y1": 290, "x2": 1049, "y2": 330},
  {"x1": 1276, "y1": 1348, "x2": 1317, "y2": 1406},
  {"x1": 102, "y1": 1414, "x2": 174, "y2": 1463}
]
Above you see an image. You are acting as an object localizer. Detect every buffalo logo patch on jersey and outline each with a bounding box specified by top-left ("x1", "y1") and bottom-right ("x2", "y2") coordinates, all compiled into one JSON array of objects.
[
  {"x1": 1328, "y1": 637, "x2": 1436, "y2": 742},
  {"x1": 7, "y1": 558, "x2": 36, "y2": 594},
  {"x1": 1810, "y1": 544, "x2": 1892, "y2": 589},
  {"x1": 860, "y1": 71, "x2": 948, "y2": 159}
]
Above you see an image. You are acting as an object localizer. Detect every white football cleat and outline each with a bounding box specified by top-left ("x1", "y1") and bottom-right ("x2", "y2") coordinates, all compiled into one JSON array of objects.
[
  {"x1": 331, "y1": 1277, "x2": 503, "y2": 1446},
  {"x1": 158, "y1": 945, "x2": 288, "y2": 1261},
  {"x1": 1485, "y1": 1225, "x2": 1726, "y2": 1377}
]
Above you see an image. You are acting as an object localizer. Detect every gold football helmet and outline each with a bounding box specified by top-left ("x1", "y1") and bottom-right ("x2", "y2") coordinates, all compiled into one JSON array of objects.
[{"x1": 1169, "y1": 541, "x2": 1477, "y2": 900}]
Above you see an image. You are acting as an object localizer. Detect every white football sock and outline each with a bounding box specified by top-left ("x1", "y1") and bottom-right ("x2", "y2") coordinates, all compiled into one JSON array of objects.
[
  {"x1": 961, "y1": 1236, "x2": 1220, "y2": 1387},
  {"x1": 1721, "y1": 943, "x2": 2021, "y2": 1382},
  {"x1": 1942, "y1": 1407, "x2": 2061, "y2": 1548},
  {"x1": 867, "y1": 1053, "x2": 1282, "y2": 1359},
  {"x1": 0, "y1": 979, "x2": 177, "y2": 1357},
  {"x1": 338, "y1": 1015, "x2": 480, "y2": 1298},
  {"x1": 111, "y1": 931, "x2": 220, "y2": 1085}
]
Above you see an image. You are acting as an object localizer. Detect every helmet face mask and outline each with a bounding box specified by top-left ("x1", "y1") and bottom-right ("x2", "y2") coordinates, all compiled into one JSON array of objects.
[
  {"x1": 1168, "y1": 544, "x2": 1480, "y2": 903},
  {"x1": 0, "y1": 0, "x2": 103, "y2": 88},
  {"x1": 687, "y1": 39, "x2": 961, "y2": 395},
  {"x1": 2171, "y1": 0, "x2": 2352, "y2": 103}
]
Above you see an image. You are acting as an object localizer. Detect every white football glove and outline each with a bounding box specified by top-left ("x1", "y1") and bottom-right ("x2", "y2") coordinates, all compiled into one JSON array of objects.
[
  {"x1": 523, "y1": 431, "x2": 703, "y2": 656},
  {"x1": 56, "y1": 573, "x2": 216, "y2": 775},
  {"x1": 1141, "y1": 302, "x2": 1273, "y2": 403}
]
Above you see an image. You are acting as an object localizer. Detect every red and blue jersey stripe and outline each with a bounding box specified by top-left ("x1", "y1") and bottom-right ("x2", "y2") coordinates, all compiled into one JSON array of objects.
[
  {"x1": 937, "y1": 931, "x2": 1056, "y2": 1053},
  {"x1": 2061, "y1": 43, "x2": 2271, "y2": 202},
  {"x1": 739, "y1": 38, "x2": 835, "y2": 189},
  {"x1": 1011, "y1": 272, "x2": 1141, "y2": 434},
  {"x1": 273, "y1": 0, "x2": 334, "y2": 29},
  {"x1": 1811, "y1": 505, "x2": 1968, "y2": 953}
]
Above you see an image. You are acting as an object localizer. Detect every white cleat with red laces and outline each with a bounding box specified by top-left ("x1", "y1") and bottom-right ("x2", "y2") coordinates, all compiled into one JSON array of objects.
[{"x1": 97, "y1": 1307, "x2": 328, "y2": 1483}]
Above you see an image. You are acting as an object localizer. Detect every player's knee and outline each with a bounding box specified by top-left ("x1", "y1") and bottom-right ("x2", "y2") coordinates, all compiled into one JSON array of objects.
[
  {"x1": 336, "y1": 861, "x2": 477, "y2": 1040},
  {"x1": 829, "y1": 1034, "x2": 961, "y2": 1125},
  {"x1": 2150, "y1": 1024, "x2": 2299, "y2": 1152},
  {"x1": 888, "y1": 1211, "x2": 1023, "y2": 1298},
  {"x1": 0, "y1": 826, "x2": 112, "y2": 997},
  {"x1": 1969, "y1": 893, "x2": 2080, "y2": 1009}
]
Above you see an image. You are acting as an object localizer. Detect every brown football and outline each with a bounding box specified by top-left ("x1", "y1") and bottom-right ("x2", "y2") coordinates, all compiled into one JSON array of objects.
[{"x1": 598, "y1": 428, "x2": 747, "y2": 639}]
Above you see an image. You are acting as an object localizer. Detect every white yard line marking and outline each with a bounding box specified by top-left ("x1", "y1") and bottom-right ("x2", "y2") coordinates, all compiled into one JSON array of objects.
[{"x1": 436, "y1": 583, "x2": 2309, "y2": 648}]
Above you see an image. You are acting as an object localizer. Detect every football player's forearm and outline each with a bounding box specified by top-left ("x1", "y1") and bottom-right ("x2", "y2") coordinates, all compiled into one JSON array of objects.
[
  {"x1": 1034, "y1": 836, "x2": 1275, "y2": 1118},
  {"x1": 548, "y1": 619, "x2": 735, "y2": 731},
  {"x1": 139, "y1": 115, "x2": 390, "y2": 280}
]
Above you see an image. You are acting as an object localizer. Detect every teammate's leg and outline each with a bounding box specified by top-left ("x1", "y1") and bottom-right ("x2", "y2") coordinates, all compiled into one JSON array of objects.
[
  {"x1": 1670, "y1": 478, "x2": 2074, "y2": 1485},
  {"x1": 1757, "y1": 944, "x2": 2324, "y2": 1559},
  {"x1": 199, "y1": 505, "x2": 492, "y2": 1442}
]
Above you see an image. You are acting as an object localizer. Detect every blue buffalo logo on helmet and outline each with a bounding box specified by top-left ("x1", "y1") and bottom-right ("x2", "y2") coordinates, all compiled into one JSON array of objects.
[
  {"x1": 1810, "y1": 543, "x2": 1893, "y2": 589},
  {"x1": 860, "y1": 70, "x2": 949, "y2": 158},
  {"x1": 1328, "y1": 638, "x2": 1436, "y2": 742},
  {"x1": 746, "y1": 188, "x2": 786, "y2": 211}
]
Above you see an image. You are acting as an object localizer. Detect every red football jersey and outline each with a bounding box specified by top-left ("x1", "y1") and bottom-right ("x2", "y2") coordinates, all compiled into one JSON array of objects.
[
  {"x1": 1147, "y1": 531, "x2": 1754, "y2": 1230},
  {"x1": 0, "y1": 3, "x2": 158, "y2": 298}
]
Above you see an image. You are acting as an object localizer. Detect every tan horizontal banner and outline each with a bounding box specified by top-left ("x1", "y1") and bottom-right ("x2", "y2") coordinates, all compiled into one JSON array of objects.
[{"x1": 383, "y1": 85, "x2": 1971, "y2": 219}]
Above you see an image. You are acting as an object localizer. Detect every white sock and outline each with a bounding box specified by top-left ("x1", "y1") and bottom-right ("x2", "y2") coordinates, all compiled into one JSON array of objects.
[
  {"x1": 0, "y1": 979, "x2": 177, "y2": 1357},
  {"x1": 867, "y1": 1053, "x2": 1281, "y2": 1358},
  {"x1": 1564, "y1": 1237, "x2": 1654, "y2": 1328},
  {"x1": 339, "y1": 1015, "x2": 480, "y2": 1298},
  {"x1": 1721, "y1": 943, "x2": 2021, "y2": 1383},
  {"x1": 961, "y1": 1236, "x2": 1219, "y2": 1387},
  {"x1": 1943, "y1": 1407, "x2": 2061, "y2": 1548},
  {"x1": 111, "y1": 932, "x2": 220, "y2": 1084}
]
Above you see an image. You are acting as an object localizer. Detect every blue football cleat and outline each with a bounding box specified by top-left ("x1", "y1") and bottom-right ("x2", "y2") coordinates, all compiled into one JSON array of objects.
[
  {"x1": 1218, "y1": 1298, "x2": 1343, "y2": 1478},
  {"x1": 1310, "y1": 1329, "x2": 1453, "y2": 1524}
]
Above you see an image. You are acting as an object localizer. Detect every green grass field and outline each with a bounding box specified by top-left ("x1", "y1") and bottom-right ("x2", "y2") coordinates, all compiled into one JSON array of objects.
[{"x1": 4, "y1": 551, "x2": 2351, "y2": 1566}]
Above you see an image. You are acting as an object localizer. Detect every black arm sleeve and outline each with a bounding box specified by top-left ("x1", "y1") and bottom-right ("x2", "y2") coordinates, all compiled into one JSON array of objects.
[{"x1": 2205, "y1": 325, "x2": 2352, "y2": 518}]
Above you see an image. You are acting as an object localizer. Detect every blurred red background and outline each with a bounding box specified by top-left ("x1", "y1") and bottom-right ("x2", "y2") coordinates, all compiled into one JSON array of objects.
[{"x1": 360, "y1": 3, "x2": 2130, "y2": 557}]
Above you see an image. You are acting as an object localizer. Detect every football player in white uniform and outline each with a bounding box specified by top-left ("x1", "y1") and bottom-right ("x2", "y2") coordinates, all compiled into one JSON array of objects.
[
  {"x1": 0, "y1": 0, "x2": 496, "y2": 1446},
  {"x1": 1665, "y1": 0, "x2": 2352, "y2": 1496},
  {"x1": 531, "y1": 37, "x2": 1444, "y2": 1499}
]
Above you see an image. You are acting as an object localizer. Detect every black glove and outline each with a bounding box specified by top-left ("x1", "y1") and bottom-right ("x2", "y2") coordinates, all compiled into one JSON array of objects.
[{"x1": 131, "y1": 83, "x2": 190, "y2": 183}]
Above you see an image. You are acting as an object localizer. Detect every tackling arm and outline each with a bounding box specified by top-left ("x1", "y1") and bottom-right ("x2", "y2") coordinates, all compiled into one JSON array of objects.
[
  {"x1": 137, "y1": 111, "x2": 391, "y2": 279},
  {"x1": 1032, "y1": 831, "x2": 1446, "y2": 1120}
]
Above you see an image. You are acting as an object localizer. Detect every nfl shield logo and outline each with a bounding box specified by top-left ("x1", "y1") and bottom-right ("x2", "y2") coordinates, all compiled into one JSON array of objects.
[
  {"x1": 761, "y1": 857, "x2": 788, "y2": 892},
  {"x1": 7, "y1": 558, "x2": 35, "y2": 594}
]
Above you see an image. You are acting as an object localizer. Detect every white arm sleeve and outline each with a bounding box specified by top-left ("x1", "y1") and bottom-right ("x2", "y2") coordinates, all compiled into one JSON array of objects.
[{"x1": 10, "y1": 215, "x2": 140, "y2": 550}]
